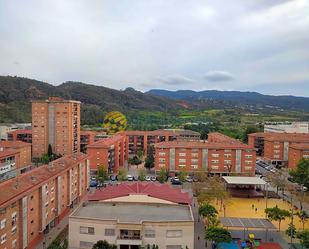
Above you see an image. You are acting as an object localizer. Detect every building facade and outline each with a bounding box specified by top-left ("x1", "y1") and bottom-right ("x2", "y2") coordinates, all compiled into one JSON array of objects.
[
  {"x1": 0, "y1": 150, "x2": 19, "y2": 183},
  {"x1": 0, "y1": 153, "x2": 89, "y2": 249},
  {"x1": 288, "y1": 143, "x2": 309, "y2": 169},
  {"x1": 87, "y1": 135, "x2": 126, "y2": 174},
  {"x1": 154, "y1": 133, "x2": 256, "y2": 175},
  {"x1": 32, "y1": 97, "x2": 80, "y2": 159},
  {"x1": 264, "y1": 122, "x2": 309, "y2": 133},
  {"x1": 7, "y1": 130, "x2": 32, "y2": 144}
]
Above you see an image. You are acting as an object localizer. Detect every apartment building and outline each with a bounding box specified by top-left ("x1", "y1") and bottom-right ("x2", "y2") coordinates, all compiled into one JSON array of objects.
[
  {"x1": 154, "y1": 139, "x2": 256, "y2": 175},
  {"x1": 69, "y1": 183, "x2": 193, "y2": 249},
  {"x1": 80, "y1": 131, "x2": 108, "y2": 153},
  {"x1": 7, "y1": 130, "x2": 32, "y2": 143},
  {"x1": 0, "y1": 124, "x2": 31, "y2": 141},
  {"x1": 32, "y1": 97, "x2": 80, "y2": 159},
  {"x1": 124, "y1": 129, "x2": 200, "y2": 158},
  {"x1": 0, "y1": 153, "x2": 89, "y2": 249},
  {"x1": 0, "y1": 150, "x2": 19, "y2": 183},
  {"x1": 0, "y1": 141, "x2": 31, "y2": 171},
  {"x1": 288, "y1": 143, "x2": 309, "y2": 169},
  {"x1": 87, "y1": 135, "x2": 126, "y2": 174},
  {"x1": 248, "y1": 132, "x2": 265, "y2": 156}
]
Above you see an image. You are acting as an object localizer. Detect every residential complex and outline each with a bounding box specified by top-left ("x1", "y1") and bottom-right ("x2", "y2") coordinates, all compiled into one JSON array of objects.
[
  {"x1": 264, "y1": 122, "x2": 309, "y2": 133},
  {"x1": 248, "y1": 132, "x2": 309, "y2": 167},
  {"x1": 32, "y1": 97, "x2": 80, "y2": 159},
  {"x1": 0, "y1": 153, "x2": 89, "y2": 249},
  {"x1": 0, "y1": 124, "x2": 31, "y2": 141},
  {"x1": 69, "y1": 183, "x2": 194, "y2": 249},
  {"x1": 0, "y1": 149, "x2": 19, "y2": 183},
  {"x1": 80, "y1": 130, "x2": 108, "y2": 153},
  {"x1": 154, "y1": 132, "x2": 256, "y2": 175},
  {"x1": 87, "y1": 134, "x2": 126, "y2": 174},
  {"x1": 123, "y1": 129, "x2": 200, "y2": 157}
]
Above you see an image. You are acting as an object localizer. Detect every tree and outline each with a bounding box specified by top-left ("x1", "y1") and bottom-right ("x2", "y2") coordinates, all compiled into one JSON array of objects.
[
  {"x1": 92, "y1": 240, "x2": 117, "y2": 249},
  {"x1": 97, "y1": 165, "x2": 108, "y2": 183},
  {"x1": 117, "y1": 168, "x2": 127, "y2": 181},
  {"x1": 297, "y1": 230, "x2": 309, "y2": 249},
  {"x1": 265, "y1": 205, "x2": 290, "y2": 231},
  {"x1": 242, "y1": 125, "x2": 259, "y2": 143},
  {"x1": 157, "y1": 167, "x2": 168, "y2": 183},
  {"x1": 290, "y1": 159, "x2": 309, "y2": 189},
  {"x1": 178, "y1": 168, "x2": 188, "y2": 182},
  {"x1": 48, "y1": 144, "x2": 53, "y2": 158},
  {"x1": 285, "y1": 223, "x2": 296, "y2": 238},
  {"x1": 266, "y1": 168, "x2": 290, "y2": 194},
  {"x1": 144, "y1": 146, "x2": 155, "y2": 170},
  {"x1": 199, "y1": 203, "x2": 218, "y2": 227},
  {"x1": 297, "y1": 210, "x2": 309, "y2": 230},
  {"x1": 205, "y1": 226, "x2": 232, "y2": 244},
  {"x1": 128, "y1": 156, "x2": 142, "y2": 166},
  {"x1": 137, "y1": 149, "x2": 144, "y2": 160},
  {"x1": 41, "y1": 154, "x2": 50, "y2": 164},
  {"x1": 138, "y1": 168, "x2": 146, "y2": 181}
]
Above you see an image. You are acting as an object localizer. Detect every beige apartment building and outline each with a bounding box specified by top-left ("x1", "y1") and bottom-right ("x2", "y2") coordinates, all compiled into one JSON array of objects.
[
  {"x1": 32, "y1": 97, "x2": 80, "y2": 159},
  {"x1": 69, "y1": 183, "x2": 194, "y2": 249}
]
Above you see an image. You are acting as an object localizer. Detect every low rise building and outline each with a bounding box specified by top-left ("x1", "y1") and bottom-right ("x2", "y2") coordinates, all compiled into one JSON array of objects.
[
  {"x1": 87, "y1": 135, "x2": 126, "y2": 174},
  {"x1": 0, "y1": 149, "x2": 19, "y2": 183},
  {"x1": 288, "y1": 143, "x2": 309, "y2": 169},
  {"x1": 264, "y1": 122, "x2": 309, "y2": 133},
  {"x1": 80, "y1": 131, "x2": 108, "y2": 153},
  {"x1": 154, "y1": 133, "x2": 256, "y2": 175},
  {"x1": 0, "y1": 141, "x2": 31, "y2": 171},
  {"x1": 7, "y1": 129, "x2": 32, "y2": 143},
  {"x1": 0, "y1": 153, "x2": 90, "y2": 249},
  {"x1": 69, "y1": 183, "x2": 194, "y2": 249}
]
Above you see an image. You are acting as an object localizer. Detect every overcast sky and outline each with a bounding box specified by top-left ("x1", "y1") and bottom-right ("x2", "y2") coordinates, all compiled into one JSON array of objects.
[{"x1": 0, "y1": 0, "x2": 309, "y2": 96}]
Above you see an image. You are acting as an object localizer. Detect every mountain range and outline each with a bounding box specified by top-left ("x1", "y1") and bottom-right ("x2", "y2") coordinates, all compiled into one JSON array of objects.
[{"x1": 0, "y1": 76, "x2": 308, "y2": 124}]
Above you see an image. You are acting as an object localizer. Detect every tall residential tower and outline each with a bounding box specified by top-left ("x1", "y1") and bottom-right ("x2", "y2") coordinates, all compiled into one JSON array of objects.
[{"x1": 32, "y1": 97, "x2": 80, "y2": 159}]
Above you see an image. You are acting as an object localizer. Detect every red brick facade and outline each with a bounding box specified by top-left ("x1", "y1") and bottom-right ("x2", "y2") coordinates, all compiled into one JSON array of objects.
[{"x1": 288, "y1": 143, "x2": 309, "y2": 169}]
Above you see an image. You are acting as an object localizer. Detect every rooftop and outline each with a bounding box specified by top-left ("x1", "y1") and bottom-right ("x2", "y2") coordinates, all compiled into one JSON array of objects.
[
  {"x1": 31, "y1": 97, "x2": 80, "y2": 104},
  {"x1": 71, "y1": 202, "x2": 193, "y2": 223},
  {"x1": 88, "y1": 182, "x2": 192, "y2": 205},
  {"x1": 249, "y1": 132, "x2": 309, "y2": 142},
  {"x1": 7, "y1": 129, "x2": 32, "y2": 135},
  {"x1": 123, "y1": 129, "x2": 200, "y2": 136},
  {"x1": 0, "y1": 153, "x2": 88, "y2": 208},
  {"x1": 87, "y1": 134, "x2": 124, "y2": 148},
  {"x1": 222, "y1": 176, "x2": 266, "y2": 185},
  {"x1": 0, "y1": 140, "x2": 31, "y2": 148},
  {"x1": 154, "y1": 141, "x2": 253, "y2": 149}
]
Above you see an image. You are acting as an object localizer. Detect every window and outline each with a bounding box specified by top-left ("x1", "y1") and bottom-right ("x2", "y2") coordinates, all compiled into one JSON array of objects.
[
  {"x1": 211, "y1": 160, "x2": 219, "y2": 164},
  {"x1": 159, "y1": 152, "x2": 166, "y2": 156},
  {"x1": 245, "y1": 160, "x2": 252, "y2": 165},
  {"x1": 0, "y1": 233, "x2": 6, "y2": 244},
  {"x1": 166, "y1": 246, "x2": 182, "y2": 249},
  {"x1": 80, "y1": 241, "x2": 94, "y2": 248},
  {"x1": 144, "y1": 230, "x2": 155, "y2": 238},
  {"x1": 245, "y1": 155, "x2": 252, "y2": 159},
  {"x1": 274, "y1": 150, "x2": 280, "y2": 154},
  {"x1": 211, "y1": 165, "x2": 219, "y2": 169},
  {"x1": 12, "y1": 226, "x2": 17, "y2": 235},
  {"x1": 0, "y1": 219, "x2": 6, "y2": 229},
  {"x1": 12, "y1": 239, "x2": 17, "y2": 249},
  {"x1": 212, "y1": 154, "x2": 219, "y2": 158},
  {"x1": 245, "y1": 166, "x2": 252, "y2": 170},
  {"x1": 224, "y1": 154, "x2": 231, "y2": 158},
  {"x1": 179, "y1": 159, "x2": 186, "y2": 163},
  {"x1": 104, "y1": 229, "x2": 115, "y2": 236},
  {"x1": 159, "y1": 158, "x2": 166, "y2": 163},
  {"x1": 191, "y1": 159, "x2": 198, "y2": 164},
  {"x1": 224, "y1": 160, "x2": 231, "y2": 164},
  {"x1": 179, "y1": 153, "x2": 186, "y2": 157},
  {"x1": 80, "y1": 226, "x2": 95, "y2": 235},
  {"x1": 166, "y1": 230, "x2": 182, "y2": 238},
  {"x1": 224, "y1": 149, "x2": 232, "y2": 152}
]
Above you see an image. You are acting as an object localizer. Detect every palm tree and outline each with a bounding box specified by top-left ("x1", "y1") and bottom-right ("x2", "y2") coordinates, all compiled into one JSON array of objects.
[
  {"x1": 265, "y1": 205, "x2": 290, "y2": 231},
  {"x1": 297, "y1": 210, "x2": 309, "y2": 230}
]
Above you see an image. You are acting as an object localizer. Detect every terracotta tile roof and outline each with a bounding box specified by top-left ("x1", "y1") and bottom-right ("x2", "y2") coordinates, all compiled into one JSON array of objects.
[
  {"x1": 87, "y1": 134, "x2": 124, "y2": 148},
  {"x1": 289, "y1": 143, "x2": 309, "y2": 150},
  {"x1": 154, "y1": 141, "x2": 253, "y2": 150},
  {"x1": 0, "y1": 153, "x2": 88, "y2": 208},
  {"x1": 88, "y1": 182, "x2": 192, "y2": 205},
  {"x1": 0, "y1": 149, "x2": 19, "y2": 159},
  {"x1": 8, "y1": 129, "x2": 32, "y2": 135},
  {"x1": 0, "y1": 141, "x2": 31, "y2": 149},
  {"x1": 123, "y1": 129, "x2": 200, "y2": 136}
]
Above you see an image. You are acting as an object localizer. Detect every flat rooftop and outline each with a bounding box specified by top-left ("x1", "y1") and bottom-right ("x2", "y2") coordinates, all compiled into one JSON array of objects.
[
  {"x1": 71, "y1": 202, "x2": 193, "y2": 223},
  {"x1": 222, "y1": 176, "x2": 266, "y2": 185}
]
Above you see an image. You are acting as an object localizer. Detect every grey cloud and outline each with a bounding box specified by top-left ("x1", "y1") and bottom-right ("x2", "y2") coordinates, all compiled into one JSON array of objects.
[
  {"x1": 156, "y1": 75, "x2": 194, "y2": 85},
  {"x1": 204, "y1": 71, "x2": 235, "y2": 82}
]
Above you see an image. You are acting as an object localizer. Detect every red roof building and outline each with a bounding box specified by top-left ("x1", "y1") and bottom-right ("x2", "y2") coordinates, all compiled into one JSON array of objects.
[{"x1": 88, "y1": 182, "x2": 192, "y2": 205}]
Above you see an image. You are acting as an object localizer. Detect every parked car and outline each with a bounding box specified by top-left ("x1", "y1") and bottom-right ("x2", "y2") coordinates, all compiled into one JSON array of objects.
[
  {"x1": 110, "y1": 175, "x2": 117, "y2": 181},
  {"x1": 89, "y1": 180, "x2": 97, "y2": 187},
  {"x1": 91, "y1": 176, "x2": 96, "y2": 181},
  {"x1": 127, "y1": 175, "x2": 133, "y2": 181},
  {"x1": 186, "y1": 176, "x2": 193, "y2": 183},
  {"x1": 133, "y1": 176, "x2": 139, "y2": 181},
  {"x1": 150, "y1": 176, "x2": 156, "y2": 181},
  {"x1": 171, "y1": 178, "x2": 182, "y2": 185},
  {"x1": 145, "y1": 176, "x2": 151, "y2": 181}
]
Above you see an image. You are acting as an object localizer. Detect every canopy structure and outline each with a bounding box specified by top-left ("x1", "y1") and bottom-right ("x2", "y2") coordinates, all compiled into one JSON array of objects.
[
  {"x1": 222, "y1": 176, "x2": 266, "y2": 185},
  {"x1": 220, "y1": 217, "x2": 276, "y2": 230}
]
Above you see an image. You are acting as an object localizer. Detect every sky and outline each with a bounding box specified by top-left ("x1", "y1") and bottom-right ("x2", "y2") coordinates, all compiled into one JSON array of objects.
[{"x1": 0, "y1": 0, "x2": 309, "y2": 96}]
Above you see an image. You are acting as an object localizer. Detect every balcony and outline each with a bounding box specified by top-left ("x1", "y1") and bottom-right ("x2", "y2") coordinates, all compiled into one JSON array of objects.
[{"x1": 116, "y1": 234, "x2": 142, "y2": 246}]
